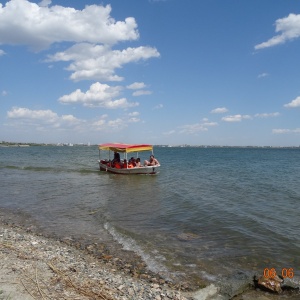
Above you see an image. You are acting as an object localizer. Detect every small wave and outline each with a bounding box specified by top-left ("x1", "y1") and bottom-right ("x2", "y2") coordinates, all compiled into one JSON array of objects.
[
  {"x1": 0, "y1": 165, "x2": 19, "y2": 170},
  {"x1": 78, "y1": 169, "x2": 100, "y2": 174},
  {"x1": 1, "y1": 165, "x2": 63, "y2": 172},
  {"x1": 200, "y1": 271, "x2": 218, "y2": 282},
  {"x1": 104, "y1": 222, "x2": 171, "y2": 279},
  {"x1": 1, "y1": 165, "x2": 98, "y2": 174},
  {"x1": 190, "y1": 284, "x2": 221, "y2": 300}
]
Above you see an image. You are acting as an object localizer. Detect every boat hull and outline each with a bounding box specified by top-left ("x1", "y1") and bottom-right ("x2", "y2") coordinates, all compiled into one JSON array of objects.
[{"x1": 99, "y1": 161, "x2": 159, "y2": 175}]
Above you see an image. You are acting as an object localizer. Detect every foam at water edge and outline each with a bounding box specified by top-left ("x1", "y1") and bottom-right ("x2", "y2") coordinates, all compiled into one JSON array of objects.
[
  {"x1": 190, "y1": 284, "x2": 225, "y2": 300},
  {"x1": 104, "y1": 222, "x2": 171, "y2": 280}
]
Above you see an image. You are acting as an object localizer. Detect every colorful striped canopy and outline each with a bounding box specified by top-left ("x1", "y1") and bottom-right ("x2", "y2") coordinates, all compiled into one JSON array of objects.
[{"x1": 98, "y1": 143, "x2": 153, "y2": 153}]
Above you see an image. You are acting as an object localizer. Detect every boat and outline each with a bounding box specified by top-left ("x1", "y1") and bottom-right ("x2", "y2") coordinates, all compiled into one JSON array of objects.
[{"x1": 98, "y1": 143, "x2": 160, "y2": 175}]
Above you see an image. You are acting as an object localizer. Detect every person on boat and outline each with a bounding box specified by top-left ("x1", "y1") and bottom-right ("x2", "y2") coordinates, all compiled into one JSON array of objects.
[
  {"x1": 112, "y1": 152, "x2": 120, "y2": 163},
  {"x1": 128, "y1": 157, "x2": 136, "y2": 168},
  {"x1": 127, "y1": 158, "x2": 135, "y2": 168},
  {"x1": 135, "y1": 157, "x2": 142, "y2": 167},
  {"x1": 144, "y1": 155, "x2": 159, "y2": 166},
  {"x1": 114, "y1": 161, "x2": 122, "y2": 169},
  {"x1": 111, "y1": 151, "x2": 120, "y2": 167},
  {"x1": 122, "y1": 159, "x2": 128, "y2": 168}
]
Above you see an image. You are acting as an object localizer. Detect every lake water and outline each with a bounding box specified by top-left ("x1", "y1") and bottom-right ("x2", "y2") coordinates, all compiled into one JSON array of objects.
[{"x1": 0, "y1": 145, "x2": 299, "y2": 297}]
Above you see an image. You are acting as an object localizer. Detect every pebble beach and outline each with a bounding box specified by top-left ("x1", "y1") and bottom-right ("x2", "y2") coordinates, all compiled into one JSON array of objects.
[
  {"x1": 0, "y1": 222, "x2": 197, "y2": 300},
  {"x1": 1, "y1": 222, "x2": 300, "y2": 300}
]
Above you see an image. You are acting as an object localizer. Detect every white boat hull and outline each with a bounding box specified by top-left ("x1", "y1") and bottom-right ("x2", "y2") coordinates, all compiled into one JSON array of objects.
[{"x1": 99, "y1": 160, "x2": 160, "y2": 175}]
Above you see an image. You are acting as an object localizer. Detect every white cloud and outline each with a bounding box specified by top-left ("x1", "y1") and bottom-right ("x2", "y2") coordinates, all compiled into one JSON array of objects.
[
  {"x1": 203, "y1": 121, "x2": 218, "y2": 127},
  {"x1": 59, "y1": 82, "x2": 138, "y2": 109},
  {"x1": 258, "y1": 73, "x2": 269, "y2": 78},
  {"x1": 132, "y1": 90, "x2": 152, "y2": 96},
  {"x1": 273, "y1": 128, "x2": 300, "y2": 134},
  {"x1": 8, "y1": 107, "x2": 58, "y2": 121},
  {"x1": 127, "y1": 111, "x2": 140, "y2": 123},
  {"x1": 211, "y1": 107, "x2": 228, "y2": 114},
  {"x1": 0, "y1": 1, "x2": 139, "y2": 51},
  {"x1": 93, "y1": 119, "x2": 106, "y2": 127},
  {"x1": 6, "y1": 107, "x2": 135, "y2": 133},
  {"x1": 0, "y1": 0, "x2": 160, "y2": 91},
  {"x1": 108, "y1": 118, "x2": 127, "y2": 130},
  {"x1": 222, "y1": 114, "x2": 252, "y2": 122},
  {"x1": 153, "y1": 104, "x2": 163, "y2": 110},
  {"x1": 38, "y1": 0, "x2": 51, "y2": 7},
  {"x1": 254, "y1": 112, "x2": 280, "y2": 118},
  {"x1": 128, "y1": 111, "x2": 139, "y2": 117},
  {"x1": 284, "y1": 96, "x2": 300, "y2": 108},
  {"x1": 1, "y1": 90, "x2": 8, "y2": 96},
  {"x1": 61, "y1": 114, "x2": 80, "y2": 123},
  {"x1": 163, "y1": 130, "x2": 176, "y2": 135},
  {"x1": 92, "y1": 112, "x2": 141, "y2": 131},
  {"x1": 91, "y1": 114, "x2": 108, "y2": 129},
  {"x1": 47, "y1": 43, "x2": 160, "y2": 82},
  {"x1": 127, "y1": 82, "x2": 146, "y2": 89},
  {"x1": 179, "y1": 121, "x2": 218, "y2": 134},
  {"x1": 255, "y1": 13, "x2": 300, "y2": 50},
  {"x1": 7, "y1": 107, "x2": 82, "y2": 129},
  {"x1": 128, "y1": 117, "x2": 140, "y2": 123},
  {"x1": 220, "y1": 112, "x2": 278, "y2": 122}
]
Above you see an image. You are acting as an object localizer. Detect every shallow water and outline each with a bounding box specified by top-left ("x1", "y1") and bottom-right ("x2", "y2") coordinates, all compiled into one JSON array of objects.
[{"x1": 0, "y1": 145, "x2": 299, "y2": 292}]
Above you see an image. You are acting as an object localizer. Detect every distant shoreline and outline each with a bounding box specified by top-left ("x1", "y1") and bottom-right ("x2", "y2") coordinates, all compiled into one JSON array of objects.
[{"x1": 1, "y1": 141, "x2": 300, "y2": 149}]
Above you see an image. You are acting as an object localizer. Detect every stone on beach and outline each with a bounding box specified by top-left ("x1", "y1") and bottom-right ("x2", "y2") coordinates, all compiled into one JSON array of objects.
[
  {"x1": 177, "y1": 233, "x2": 200, "y2": 241},
  {"x1": 257, "y1": 275, "x2": 283, "y2": 293}
]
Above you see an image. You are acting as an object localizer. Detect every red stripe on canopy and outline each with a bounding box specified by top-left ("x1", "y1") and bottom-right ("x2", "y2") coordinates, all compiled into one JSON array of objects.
[{"x1": 98, "y1": 143, "x2": 153, "y2": 153}]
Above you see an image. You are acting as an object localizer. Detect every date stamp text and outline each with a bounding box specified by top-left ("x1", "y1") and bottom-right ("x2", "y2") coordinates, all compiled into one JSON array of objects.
[{"x1": 263, "y1": 268, "x2": 294, "y2": 279}]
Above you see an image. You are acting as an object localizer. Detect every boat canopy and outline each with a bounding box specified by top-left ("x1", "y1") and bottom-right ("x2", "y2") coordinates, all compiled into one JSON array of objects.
[{"x1": 98, "y1": 143, "x2": 153, "y2": 153}]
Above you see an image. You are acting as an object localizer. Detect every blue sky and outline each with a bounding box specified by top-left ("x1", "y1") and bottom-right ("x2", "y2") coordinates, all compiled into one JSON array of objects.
[{"x1": 1, "y1": 0, "x2": 300, "y2": 146}]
